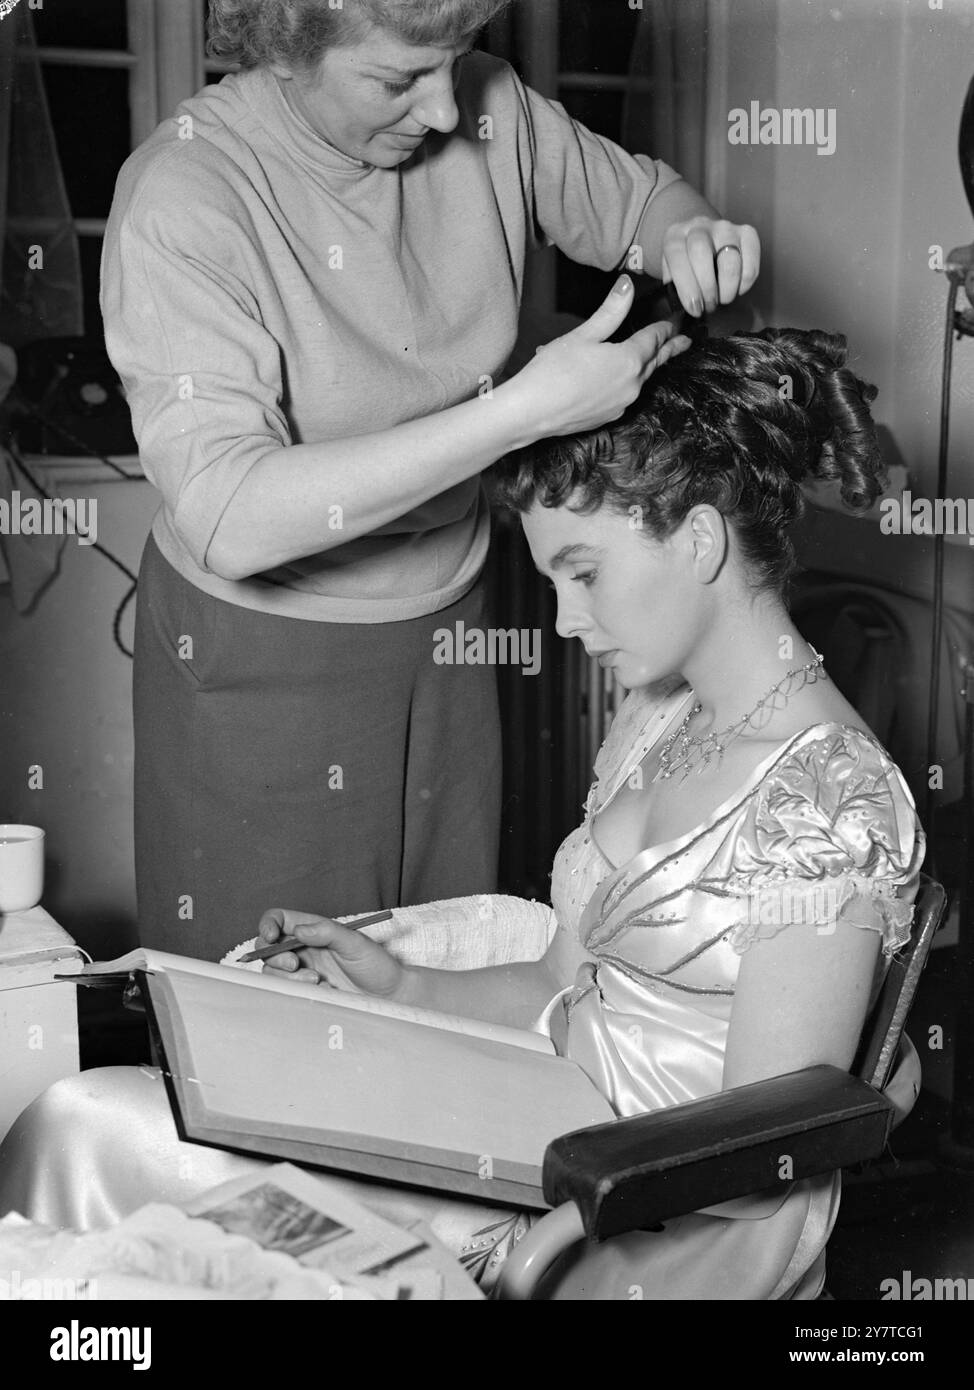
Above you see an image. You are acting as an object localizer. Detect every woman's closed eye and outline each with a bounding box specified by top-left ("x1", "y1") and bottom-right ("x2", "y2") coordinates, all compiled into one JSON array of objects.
[
  {"x1": 382, "y1": 52, "x2": 471, "y2": 99},
  {"x1": 384, "y1": 78, "x2": 417, "y2": 97},
  {"x1": 547, "y1": 570, "x2": 598, "y2": 593}
]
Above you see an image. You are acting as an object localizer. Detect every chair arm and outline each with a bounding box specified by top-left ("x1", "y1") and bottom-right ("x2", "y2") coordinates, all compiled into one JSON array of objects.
[
  {"x1": 543, "y1": 1064, "x2": 894, "y2": 1241},
  {"x1": 491, "y1": 1203, "x2": 586, "y2": 1301},
  {"x1": 882, "y1": 1033, "x2": 922, "y2": 1128}
]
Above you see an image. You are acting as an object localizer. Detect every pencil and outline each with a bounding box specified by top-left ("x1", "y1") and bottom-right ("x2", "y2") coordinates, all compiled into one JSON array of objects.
[{"x1": 237, "y1": 909, "x2": 395, "y2": 963}]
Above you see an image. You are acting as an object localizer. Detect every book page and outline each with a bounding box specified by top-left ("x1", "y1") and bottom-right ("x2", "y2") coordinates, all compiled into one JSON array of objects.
[{"x1": 151, "y1": 970, "x2": 614, "y2": 1206}]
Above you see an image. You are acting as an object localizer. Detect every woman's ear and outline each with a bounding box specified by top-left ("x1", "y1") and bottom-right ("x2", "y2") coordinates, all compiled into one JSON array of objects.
[
  {"x1": 269, "y1": 62, "x2": 295, "y2": 81},
  {"x1": 686, "y1": 505, "x2": 727, "y2": 584}
]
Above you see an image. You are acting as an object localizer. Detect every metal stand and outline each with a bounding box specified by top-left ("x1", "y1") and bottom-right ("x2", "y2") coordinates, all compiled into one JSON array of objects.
[
  {"x1": 938, "y1": 660, "x2": 974, "y2": 1171},
  {"x1": 927, "y1": 71, "x2": 974, "y2": 1160}
]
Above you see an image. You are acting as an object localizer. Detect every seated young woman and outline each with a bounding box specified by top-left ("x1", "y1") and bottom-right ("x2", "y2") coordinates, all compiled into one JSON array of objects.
[{"x1": 0, "y1": 327, "x2": 923, "y2": 1300}]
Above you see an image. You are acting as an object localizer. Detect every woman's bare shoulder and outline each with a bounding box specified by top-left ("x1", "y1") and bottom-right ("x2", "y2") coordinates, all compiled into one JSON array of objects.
[{"x1": 744, "y1": 682, "x2": 876, "y2": 751}]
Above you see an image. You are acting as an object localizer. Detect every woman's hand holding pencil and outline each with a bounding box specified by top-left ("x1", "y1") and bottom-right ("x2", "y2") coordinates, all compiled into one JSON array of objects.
[
  {"x1": 239, "y1": 909, "x2": 393, "y2": 963},
  {"x1": 251, "y1": 907, "x2": 407, "y2": 999}
]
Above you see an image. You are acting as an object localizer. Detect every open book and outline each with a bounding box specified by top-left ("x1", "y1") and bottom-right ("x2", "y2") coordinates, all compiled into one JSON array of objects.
[{"x1": 70, "y1": 949, "x2": 615, "y2": 1209}]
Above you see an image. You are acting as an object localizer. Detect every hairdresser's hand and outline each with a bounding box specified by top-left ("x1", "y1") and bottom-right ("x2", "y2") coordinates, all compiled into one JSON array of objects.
[
  {"x1": 258, "y1": 909, "x2": 405, "y2": 998},
  {"x1": 662, "y1": 217, "x2": 760, "y2": 317},
  {"x1": 512, "y1": 276, "x2": 692, "y2": 439}
]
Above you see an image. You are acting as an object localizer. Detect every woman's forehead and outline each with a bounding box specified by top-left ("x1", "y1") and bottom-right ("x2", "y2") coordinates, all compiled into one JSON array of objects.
[
  {"x1": 522, "y1": 503, "x2": 619, "y2": 561},
  {"x1": 341, "y1": 24, "x2": 474, "y2": 72}
]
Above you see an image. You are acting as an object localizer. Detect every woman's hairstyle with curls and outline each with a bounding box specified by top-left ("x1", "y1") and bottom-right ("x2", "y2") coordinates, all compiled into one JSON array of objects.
[
  {"x1": 207, "y1": 0, "x2": 512, "y2": 72},
  {"x1": 494, "y1": 328, "x2": 887, "y2": 595}
]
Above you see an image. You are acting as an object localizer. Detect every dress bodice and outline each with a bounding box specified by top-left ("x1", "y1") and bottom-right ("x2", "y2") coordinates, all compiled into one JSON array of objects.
[
  {"x1": 548, "y1": 680, "x2": 925, "y2": 1117},
  {"x1": 550, "y1": 676, "x2": 692, "y2": 942}
]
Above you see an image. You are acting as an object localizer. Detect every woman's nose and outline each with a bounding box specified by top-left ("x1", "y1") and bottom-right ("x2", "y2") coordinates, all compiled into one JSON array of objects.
[
  {"x1": 412, "y1": 81, "x2": 460, "y2": 135},
  {"x1": 553, "y1": 599, "x2": 587, "y2": 643}
]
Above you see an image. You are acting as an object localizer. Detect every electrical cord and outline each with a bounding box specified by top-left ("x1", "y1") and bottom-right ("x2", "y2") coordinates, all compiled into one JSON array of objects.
[{"x1": 10, "y1": 394, "x2": 140, "y2": 482}]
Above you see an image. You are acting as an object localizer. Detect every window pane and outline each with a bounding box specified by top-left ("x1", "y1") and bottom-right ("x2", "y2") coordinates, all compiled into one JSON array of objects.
[
  {"x1": 556, "y1": 255, "x2": 614, "y2": 320},
  {"x1": 80, "y1": 235, "x2": 106, "y2": 340},
  {"x1": 559, "y1": 0, "x2": 640, "y2": 76},
  {"x1": 559, "y1": 89, "x2": 625, "y2": 146},
  {"x1": 33, "y1": 0, "x2": 128, "y2": 50},
  {"x1": 42, "y1": 68, "x2": 131, "y2": 218}
]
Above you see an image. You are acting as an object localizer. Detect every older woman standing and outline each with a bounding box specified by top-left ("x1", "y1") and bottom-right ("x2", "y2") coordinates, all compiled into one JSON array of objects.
[{"x1": 103, "y1": 0, "x2": 759, "y2": 961}]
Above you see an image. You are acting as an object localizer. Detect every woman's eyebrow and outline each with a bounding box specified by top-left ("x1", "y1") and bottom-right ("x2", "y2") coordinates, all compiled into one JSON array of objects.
[
  {"x1": 548, "y1": 544, "x2": 603, "y2": 570},
  {"x1": 367, "y1": 48, "x2": 474, "y2": 79}
]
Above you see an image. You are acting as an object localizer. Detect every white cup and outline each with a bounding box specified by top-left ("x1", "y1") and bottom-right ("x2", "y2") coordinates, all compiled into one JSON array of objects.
[{"x1": 0, "y1": 825, "x2": 45, "y2": 913}]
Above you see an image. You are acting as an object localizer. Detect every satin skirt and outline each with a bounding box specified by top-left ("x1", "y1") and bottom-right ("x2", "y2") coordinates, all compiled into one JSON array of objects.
[{"x1": 0, "y1": 1067, "x2": 835, "y2": 1299}]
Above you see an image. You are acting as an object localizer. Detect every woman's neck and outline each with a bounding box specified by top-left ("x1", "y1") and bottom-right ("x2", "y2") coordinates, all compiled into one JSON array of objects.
[{"x1": 679, "y1": 595, "x2": 821, "y2": 738}]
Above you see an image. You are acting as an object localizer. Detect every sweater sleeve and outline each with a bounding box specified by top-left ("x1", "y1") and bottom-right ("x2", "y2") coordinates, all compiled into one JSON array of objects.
[
  {"x1": 502, "y1": 61, "x2": 685, "y2": 270},
  {"x1": 101, "y1": 151, "x2": 292, "y2": 573}
]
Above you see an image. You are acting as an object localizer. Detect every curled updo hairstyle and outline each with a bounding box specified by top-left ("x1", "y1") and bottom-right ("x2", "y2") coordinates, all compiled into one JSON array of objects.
[
  {"x1": 495, "y1": 328, "x2": 886, "y2": 595},
  {"x1": 207, "y1": 0, "x2": 512, "y2": 71}
]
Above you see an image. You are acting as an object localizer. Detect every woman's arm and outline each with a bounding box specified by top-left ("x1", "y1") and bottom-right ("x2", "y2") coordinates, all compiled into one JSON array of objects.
[
  {"x1": 503, "y1": 63, "x2": 760, "y2": 320},
  {"x1": 105, "y1": 195, "x2": 690, "y2": 586},
  {"x1": 396, "y1": 957, "x2": 561, "y2": 1030},
  {"x1": 205, "y1": 281, "x2": 687, "y2": 580},
  {"x1": 722, "y1": 902, "x2": 883, "y2": 1090},
  {"x1": 258, "y1": 910, "x2": 591, "y2": 1032}
]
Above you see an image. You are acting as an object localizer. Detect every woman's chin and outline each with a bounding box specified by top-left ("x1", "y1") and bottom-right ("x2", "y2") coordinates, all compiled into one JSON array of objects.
[
  {"x1": 608, "y1": 661, "x2": 640, "y2": 690},
  {"x1": 612, "y1": 658, "x2": 667, "y2": 691}
]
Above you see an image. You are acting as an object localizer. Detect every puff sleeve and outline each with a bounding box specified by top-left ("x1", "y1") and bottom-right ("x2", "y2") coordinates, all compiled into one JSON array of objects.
[{"x1": 718, "y1": 729, "x2": 926, "y2": 958}]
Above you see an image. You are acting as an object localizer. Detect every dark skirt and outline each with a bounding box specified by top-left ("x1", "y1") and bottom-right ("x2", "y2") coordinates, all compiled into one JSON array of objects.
[{"x1": 132, "y1": 535, "x2": 501, "y2": 960}]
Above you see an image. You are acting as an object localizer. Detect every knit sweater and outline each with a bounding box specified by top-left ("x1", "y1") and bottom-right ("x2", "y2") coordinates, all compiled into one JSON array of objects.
[{"x1": 101, "y1": 53, "x2": 682, "y2": 622}]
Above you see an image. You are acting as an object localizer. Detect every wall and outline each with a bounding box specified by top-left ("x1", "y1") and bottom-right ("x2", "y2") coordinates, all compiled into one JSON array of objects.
[
  {"x1": 702, "y1": 0, "x2": 974, "y2": 835},
  {"x1": 709, "y1": 0, "x2": 974, "y2": 498},
  {"x1": 0, "y1": 463, "x2": 158, "y2": 957},
  {"x1": 5, "y1": 2, "x2": 974, "y2": 952}
]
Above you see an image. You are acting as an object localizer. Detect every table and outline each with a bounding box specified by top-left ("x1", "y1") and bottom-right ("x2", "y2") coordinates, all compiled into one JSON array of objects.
[{"x1": 0, "y1": 905, "x2": 83, "y2": 1144}]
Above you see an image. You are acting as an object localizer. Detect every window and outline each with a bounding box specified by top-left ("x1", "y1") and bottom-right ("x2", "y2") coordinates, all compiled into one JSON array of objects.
[
  {"x1": 19, "y1": 2, "x2": 712, "y2": 341},
  {"x1": 22, "y1": 0, "x2": 163, "y2": 336},
  {"x1": 17, "y1": 0, "x2": 209, "y2": 339},
  {"x1": 19, "y1": 0, "x2": 524, "y2": 342},
  {"x1": 507, "y1": 0, "x2": 653, "y2": 318}
]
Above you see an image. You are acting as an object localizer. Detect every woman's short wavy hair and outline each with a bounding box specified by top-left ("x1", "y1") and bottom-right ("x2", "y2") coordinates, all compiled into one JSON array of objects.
[{"x1": 207, "y1": 0, "x2": 512, "y2": 71}]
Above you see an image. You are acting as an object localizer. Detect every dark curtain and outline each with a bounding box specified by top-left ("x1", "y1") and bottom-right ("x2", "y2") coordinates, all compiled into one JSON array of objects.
[
  {"x1": 623, "y1": 0, "x2": 709, "y2": 192},
  {"x1": 0, "y1": 2, "x2": 83, "y2": 347}
]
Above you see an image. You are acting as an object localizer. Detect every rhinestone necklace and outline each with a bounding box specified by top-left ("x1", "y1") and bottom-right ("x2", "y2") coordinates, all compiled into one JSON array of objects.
[{"x1": 654, "y1": 649, "x2": 827, "y2": 783}]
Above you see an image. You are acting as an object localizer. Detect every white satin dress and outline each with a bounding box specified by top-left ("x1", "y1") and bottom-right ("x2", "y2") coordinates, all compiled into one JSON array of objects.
[{"x1": 0, "y1": 680, "x2": 924, "y2": 1299}]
